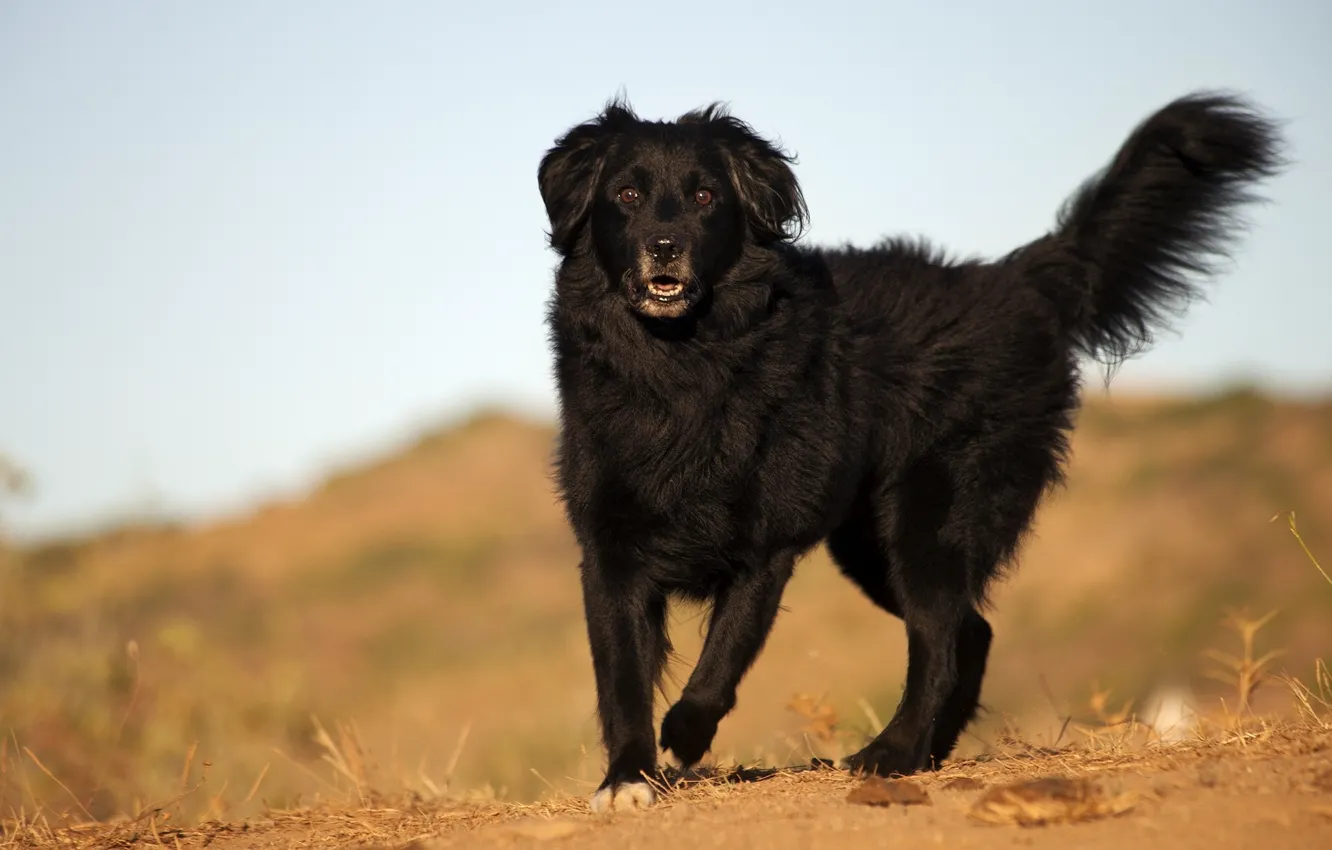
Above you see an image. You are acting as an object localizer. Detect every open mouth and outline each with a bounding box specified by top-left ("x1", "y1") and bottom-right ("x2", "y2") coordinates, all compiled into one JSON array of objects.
[{"x1": 646, "y1": 275, "x2": 686, "y2": 301}]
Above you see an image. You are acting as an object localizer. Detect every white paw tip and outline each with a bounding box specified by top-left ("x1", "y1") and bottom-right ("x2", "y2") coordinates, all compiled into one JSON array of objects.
[{"x1": 589, "y1": 780, "x2": 656, "y2": 813}]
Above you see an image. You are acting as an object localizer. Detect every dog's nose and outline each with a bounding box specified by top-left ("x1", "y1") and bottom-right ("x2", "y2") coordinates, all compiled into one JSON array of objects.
[{"x1": 646, "y1": 236, "x2": 681, "y2": 263}]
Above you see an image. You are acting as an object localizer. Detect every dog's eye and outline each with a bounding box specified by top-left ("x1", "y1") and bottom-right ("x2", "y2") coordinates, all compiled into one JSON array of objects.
[
  {"x1": 694, "y1": 189, "x2": 714, "y2": 206},
  {"x1": 618, "y1": 187, "x2": 640, "y2": 204}
]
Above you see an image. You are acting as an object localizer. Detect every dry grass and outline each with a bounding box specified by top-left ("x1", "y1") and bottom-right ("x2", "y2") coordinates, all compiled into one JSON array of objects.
[
  {"x1": 3, "y1": 563, "x2": 1330, "y2": 847},
  {"x1": 6, "y1": 578, "x2": 1327, "y2": 849},
  {"x1": 2, "y1": 390, "x2": 1330, "y2": 843},
  {"x1": 1203, "y1": 608, "x2": 1286, "y2": 715},
  {"x1": 3, "y1": 713, "x2": 1328, "y2": 849},
  {"x1": 1283, "y1": 511, "x2": 1332, "y2": 588}
]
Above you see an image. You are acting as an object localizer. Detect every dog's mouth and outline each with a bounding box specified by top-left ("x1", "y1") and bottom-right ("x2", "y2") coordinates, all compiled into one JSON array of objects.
[
  {"x1": 646, "y1": 275, "x2": 687, "y2": 301},
  {"x1": 629, "y1": 272, "x2": 695, "y2": 320}
]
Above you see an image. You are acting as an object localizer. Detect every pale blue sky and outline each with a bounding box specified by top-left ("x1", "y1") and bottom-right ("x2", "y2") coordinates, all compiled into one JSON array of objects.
[{"x1": 1, "y1": 0, "x2": 1329, "y2": 540}]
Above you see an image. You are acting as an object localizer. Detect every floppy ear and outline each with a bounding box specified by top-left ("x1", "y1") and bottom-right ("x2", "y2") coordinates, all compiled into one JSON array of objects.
[
  {"x1": 538, "y1": 127, "x2": 607, "y2": 254},
  {"x1": 702, "y1": 110, "x2": 808, "y2": 244},
  {"x1": 537, "y1": 101, "x2": 636, "y2": 255}
]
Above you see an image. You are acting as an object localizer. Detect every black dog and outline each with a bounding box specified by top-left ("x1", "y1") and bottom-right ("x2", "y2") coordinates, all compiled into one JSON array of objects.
[{"x1": 537, "y1": 92, "x2": 1283, "y2": 812}]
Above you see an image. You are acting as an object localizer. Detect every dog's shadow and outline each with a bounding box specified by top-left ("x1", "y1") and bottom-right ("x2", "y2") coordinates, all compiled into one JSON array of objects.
[{"x1": 660, "y1": 758, "x2": 840, "y2": 789}]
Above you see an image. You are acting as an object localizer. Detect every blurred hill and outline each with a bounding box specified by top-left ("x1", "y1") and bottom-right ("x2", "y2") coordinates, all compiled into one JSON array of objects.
[{"x1": 1, "y1": 387, "x2": 1329, "y2": 821}]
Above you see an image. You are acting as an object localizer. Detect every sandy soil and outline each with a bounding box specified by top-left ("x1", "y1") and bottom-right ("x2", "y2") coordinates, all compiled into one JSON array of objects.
[{"x1": 13, "y1": 719, "x2": 1330, "y2": 850}]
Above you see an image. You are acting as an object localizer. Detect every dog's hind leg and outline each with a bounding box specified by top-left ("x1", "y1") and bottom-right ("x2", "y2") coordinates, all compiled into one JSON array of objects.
[
  {"x1": 659, "y1": 550, "x2": 797, "y2": 768},
  {"x1": 580, "y1": 554, "x2": 670, "y2": 812},
  {"x1": 926, "y1": 609, "x2": 991, "y2": 764},
  {"x1": 841, "y1": 579, "x2": 972, "y2": 777},
  {"x1": 830, "y1": 459, "x2": 1002, "y2": 776}
]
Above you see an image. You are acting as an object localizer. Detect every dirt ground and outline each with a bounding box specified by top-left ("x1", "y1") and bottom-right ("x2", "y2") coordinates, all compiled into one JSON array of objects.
[{"x1": 10, "y1": 719, "x2": 1330, "y2": 850}]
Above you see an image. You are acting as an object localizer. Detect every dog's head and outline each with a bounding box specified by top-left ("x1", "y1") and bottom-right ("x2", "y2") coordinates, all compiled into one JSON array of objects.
[{"x1": 538, "y1": 99, "x2": 807, "y2": 320}]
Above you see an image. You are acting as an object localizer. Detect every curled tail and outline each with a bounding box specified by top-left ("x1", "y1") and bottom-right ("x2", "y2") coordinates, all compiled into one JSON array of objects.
[{"x1": 1024, "y1": 91, "x2": 1285, "y2": 367}]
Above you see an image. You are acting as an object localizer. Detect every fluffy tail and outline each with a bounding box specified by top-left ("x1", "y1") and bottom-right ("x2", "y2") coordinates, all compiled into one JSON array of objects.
[{"x1": 1024, "y1": 91, "x2": 1285, "y2": 368}]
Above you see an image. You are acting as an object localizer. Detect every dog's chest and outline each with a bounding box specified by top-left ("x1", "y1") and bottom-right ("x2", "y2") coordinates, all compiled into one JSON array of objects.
[
  {"x1": 566, "y1": 388, "x2": 845, "y2": 555},
  {"x1": 555, "y1": 319, "x2": 852, "y2": 553}
]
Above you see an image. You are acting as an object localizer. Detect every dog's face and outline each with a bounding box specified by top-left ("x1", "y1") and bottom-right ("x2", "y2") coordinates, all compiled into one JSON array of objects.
[
  {"x1": 539, "y1": 101, "x2": 807, "y2": 321},
  {"x1": 588, "y1": 135, "x2": 740, "y2": 320}
]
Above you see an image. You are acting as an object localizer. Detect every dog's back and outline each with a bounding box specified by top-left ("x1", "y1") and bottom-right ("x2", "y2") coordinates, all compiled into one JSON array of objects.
[{"x1": 812, "y1": 91, "x2": 1283, "y2": 467}]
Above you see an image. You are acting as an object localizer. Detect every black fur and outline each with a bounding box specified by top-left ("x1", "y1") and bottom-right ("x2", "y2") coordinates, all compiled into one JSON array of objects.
[{"x1": 537, "y1": 92, "x2": 1284, "y2": 801}]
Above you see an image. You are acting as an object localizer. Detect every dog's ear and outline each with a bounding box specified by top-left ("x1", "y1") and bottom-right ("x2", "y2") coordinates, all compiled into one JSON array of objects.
[
  {"x1": 538, "y1": 101, "x2": 636, "y2": 254},
  {"x1": 721, "y1": 136, "x2": 808, "y2": 244},
  {"x1": 688, "y1": 106, "x2": 807, "y2": 244}
]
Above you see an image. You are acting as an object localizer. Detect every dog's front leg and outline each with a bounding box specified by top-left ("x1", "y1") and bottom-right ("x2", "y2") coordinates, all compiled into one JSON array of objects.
[
  {"x1": 580, "y1": 553, "x2": 669, "y2": 813},
  {"x1": 659, "y1": 551, "x2": 796, "y2": 767}
]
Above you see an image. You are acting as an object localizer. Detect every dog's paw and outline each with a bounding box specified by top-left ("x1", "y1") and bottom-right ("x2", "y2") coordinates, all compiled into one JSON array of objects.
[
  {"x1": 589, "y1": 781, "x2": 656, "y2": 813},
  {"x1": 659, "y1": 699, "x2": 719, "y2": 767},
  {"x1": 843, "y1": 740, "x2": 928, "y2": 778}
]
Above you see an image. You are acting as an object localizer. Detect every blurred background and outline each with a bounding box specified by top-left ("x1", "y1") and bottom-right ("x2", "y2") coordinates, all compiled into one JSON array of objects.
[{"x1": 1, "y1": 0, "x2": 1329, "y2": 823}]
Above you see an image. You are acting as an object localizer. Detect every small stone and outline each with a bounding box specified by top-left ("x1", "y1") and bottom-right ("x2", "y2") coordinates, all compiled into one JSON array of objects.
[{"x1": 846, "y1": 776, "x2": 932, "y2": 807}]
